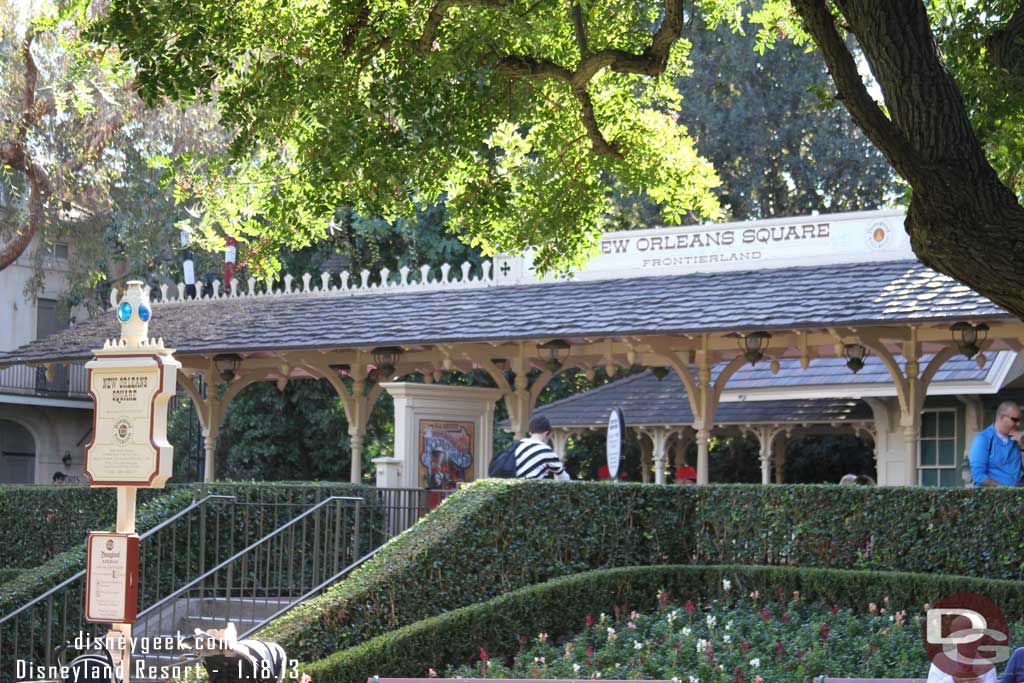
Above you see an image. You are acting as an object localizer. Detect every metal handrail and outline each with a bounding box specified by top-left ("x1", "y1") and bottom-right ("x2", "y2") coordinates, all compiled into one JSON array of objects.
[
  {"x1": 135, "y1": 496, "x2": 365, "y2": 622},
  {"x1": 241, "y1": 545, "x2": 384, "y2": 639},
  {"x1": 0, "y1": 494, "x2": 237, "y2": 624}
]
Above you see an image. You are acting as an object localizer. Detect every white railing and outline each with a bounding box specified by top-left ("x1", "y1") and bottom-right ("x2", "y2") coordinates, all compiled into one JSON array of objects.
[
  {"x1": 0, "y1": 363, "x2": 89, "y2": 398},
  {"x1": 110, "y1": 260, "x2": 500, "y2": 309}
]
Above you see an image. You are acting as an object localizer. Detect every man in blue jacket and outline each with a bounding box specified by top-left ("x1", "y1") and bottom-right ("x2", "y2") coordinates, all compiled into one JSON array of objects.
[{"x1": 970, "y1": 401, "x2": 1024, "y2": 487}]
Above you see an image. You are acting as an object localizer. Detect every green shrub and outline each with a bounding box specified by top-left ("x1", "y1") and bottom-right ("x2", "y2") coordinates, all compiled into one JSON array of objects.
[
  {"x1": 0, "y1": 481, "x2": 387, "y2": 618},
  {"x1": 263, "y1": 480, "x2": 1024, "y2": 666},
  {"x1": 304, "y1": 564, "x2": 1024, "y2": 683},
  {"x1": 0, "y1": 569, "x2": 23, "y2": 586},
  {"x1": 0, "y1": 485, "x2": 119, "y2": 568}
]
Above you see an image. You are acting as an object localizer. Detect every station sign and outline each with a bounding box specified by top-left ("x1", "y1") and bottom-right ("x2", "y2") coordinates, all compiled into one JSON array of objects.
[
  {"x1": 607, "y1": 407, "x2": 625, "y2": 480},
  {"x1": 84, "y1": 281, "x2": 179, "y2": 487},
  {"x1": 85, "y1": 532, "x2": 140, "y2": 624}
]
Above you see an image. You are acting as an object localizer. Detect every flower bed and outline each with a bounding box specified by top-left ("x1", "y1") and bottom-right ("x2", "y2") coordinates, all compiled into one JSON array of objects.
[
  {"x1": 452, "y1": 582, "x2": 1009, "y2": 682},
  {"x1": 298, "y1": 564, "x2": 1024, "y2": 683}
]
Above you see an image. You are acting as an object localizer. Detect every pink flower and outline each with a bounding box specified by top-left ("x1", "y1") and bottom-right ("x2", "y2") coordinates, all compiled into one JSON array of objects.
[
  {"x1": 685, "y1": 600, "x2": 696, "y2": 615},
  {"x1": 586, "y1": 615, "x2": 594, "y2": 627},
  {"x1": 832, "y1": 604, "x2": 840, "y2": 615},
  {"x1": 300, "y1": 675, "x2": 312, "y2": 683},
  {"x1": 869, "y1": 602, "x2": 877, "y2": 615},
  {"x1": 755, "y1": 676, "x2": 763, "y2": 683},
  {"x1": 760, "y1": 608, "x2": 771, "y2": 622},
  {"x1": 741, "y1": 641, "x2": 749, "y2": 653},
  {"x1": 869, "y1": 644, "x2": 878, "y2": 654},
  {"x1": 820, "y1": 623, "x2": 830, "y2": 641},
  {"x1": 479, "y1": 648, "x2": 490, "y2": 662},
  {"x1": 780, "y1": 612, "x2": 789, "y2": 624},
  {"x1": 775, "y1": 641, "x2": 784, "y2": 658},
  {"x1": 658, "y1": 591, "x2": 671, "y2": 609},
  {"x1": 735, "y1": 667, "x2": 745, "y2": 683},
  {"x1": 586, "y1": 646, "x2": 594, "y2": 656},
  {"x1": 627, "y1": 622, "x2": 637, "y2": 630},
  {"x1": 428, "y1": 669, "x2": 438, "y2": 678}
]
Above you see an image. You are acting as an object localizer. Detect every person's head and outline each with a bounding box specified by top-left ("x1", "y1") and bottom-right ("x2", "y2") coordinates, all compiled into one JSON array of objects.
[
  {"x1": 528, "y1": 415, "x2": 551, "y2": 439},
  {"x1": 838, "y1": 474, "x2": 858, "y2": 486},
  {"x1": 995, "y1": 400, "x2": 1022, "y2": 436},
  {"x1": 855, "y1": 474, "x2": 876, "y2": 486}
]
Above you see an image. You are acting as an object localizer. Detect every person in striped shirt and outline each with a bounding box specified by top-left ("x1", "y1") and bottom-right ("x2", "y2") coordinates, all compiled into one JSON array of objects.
[{"x1": 515, "y1": 415, "x2": 571, "y2": 480}]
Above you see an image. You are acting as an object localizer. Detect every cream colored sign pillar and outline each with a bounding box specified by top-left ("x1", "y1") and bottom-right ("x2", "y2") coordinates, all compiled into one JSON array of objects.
[
  {"x1": 381, "y1": 383, "x2": 504, "y2": 489},
  {"x1": 83, "y1": 281, "x2": 180, "y2": 683}
]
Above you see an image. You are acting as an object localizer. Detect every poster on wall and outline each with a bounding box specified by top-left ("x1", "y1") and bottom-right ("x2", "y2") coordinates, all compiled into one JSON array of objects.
[{"x1": 419, "y1": 420, "x2": 475, "y2": 490}]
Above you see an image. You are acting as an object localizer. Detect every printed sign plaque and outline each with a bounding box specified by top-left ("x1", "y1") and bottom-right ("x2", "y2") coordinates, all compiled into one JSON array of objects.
[{"x1": 85, "y1": 532, "x2": 140, "y2": 624}]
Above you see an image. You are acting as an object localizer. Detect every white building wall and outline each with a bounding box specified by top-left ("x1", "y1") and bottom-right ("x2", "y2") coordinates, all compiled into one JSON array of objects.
[{"x1": 0, "y1": 235, "x2": 93, "y2": 484}]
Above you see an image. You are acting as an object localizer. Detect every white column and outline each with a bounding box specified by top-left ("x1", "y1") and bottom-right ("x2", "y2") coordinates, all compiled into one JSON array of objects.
[
  {"x1": 550, "y1": 429, "x2": 571, "y2": 463},
  {"x1": 642, "y1": 427, "x2": 671, "y2": 484},
  {"x1": 756, "y1": 426, "x2": 772, "y2": 485},
  {"x1": 639, "y1": 432, "x2": 653, "y2": 483}
]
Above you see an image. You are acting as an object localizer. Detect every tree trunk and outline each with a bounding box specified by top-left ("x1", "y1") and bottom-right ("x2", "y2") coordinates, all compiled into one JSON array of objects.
[{"x1": 795, "y1": 0, "x2": 1024, "y2": 320}]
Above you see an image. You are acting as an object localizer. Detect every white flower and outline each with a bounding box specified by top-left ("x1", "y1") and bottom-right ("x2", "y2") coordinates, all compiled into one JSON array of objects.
[
  {"x1": 634, "y1": 641, "x2": 643, "y2": 650},
  {"x1": 681, "y1": 626, "x2": 692, "y2": 636},
  {"x1": 749, "y1": 658, "x2": 761, "y2": 668},
  {"x1": 718, "y1": 665, "x2": 724, "y2": 671},
  {"x1": 723, "y1": 579, "x2": 732, "y2": 592},
  {"x1": 607, "y1": 627, "x2": 616, "y2": 635},
  {"x1": 726, "y1": 621, "x2": 733, "y2": 631},
  {"x1": 723, "y1": 634, "x2": 731, "y2": 643},
  {"x1": 667, "y1": 611, "x2": 677, "y2": 624},
  {"x1": 696, "y1": 639, "x2": 709, "y2": 653},
  {"x1": 706, "y1": 614, "x2": 717, "y2": 628},
  {"x1": 573, "y1": 664, "x2": 581, "y2": 673},
  {"x1": 689, "y1": 677, "x2": 699, "y2": 683}
]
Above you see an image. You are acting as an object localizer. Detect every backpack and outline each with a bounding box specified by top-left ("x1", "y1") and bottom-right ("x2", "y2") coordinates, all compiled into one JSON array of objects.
[{"x1": 488, "y1": 440, "x2": 521, "y2": 478}]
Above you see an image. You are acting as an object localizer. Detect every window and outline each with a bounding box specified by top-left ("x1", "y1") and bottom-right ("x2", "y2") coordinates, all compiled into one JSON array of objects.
[
  {"x1": 919, "y1": 409, "x2": 959, "y2": 486},
  {"x1": 44, "y1": 242, "x2": 69, "y2": 260}
]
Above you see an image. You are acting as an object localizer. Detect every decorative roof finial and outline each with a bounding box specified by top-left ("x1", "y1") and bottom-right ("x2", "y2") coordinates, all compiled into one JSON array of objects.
[{"x1": 117, "y1": 281, "x2": 152, "y2": 347}]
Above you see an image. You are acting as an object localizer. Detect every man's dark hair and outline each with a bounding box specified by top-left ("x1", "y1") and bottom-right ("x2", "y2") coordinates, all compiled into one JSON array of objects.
[
  {"x1": 528, "y1": 415, "x2": 551, "y2": 434},
  {"x1": 52, "y1": 472, "x2": 67, "y2": 483}
]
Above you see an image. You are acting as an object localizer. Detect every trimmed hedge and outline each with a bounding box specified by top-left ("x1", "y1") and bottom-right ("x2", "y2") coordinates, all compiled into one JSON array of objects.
[
  {"x1": 0, "y1": 487, "x2": 198, "y2": 616},
  {"x1": 0, "y1": 481, "x2": 383, "y2": 618},
  {"x1": 261, "y1": 480, "x2": 1024, "y2": 665},
  {"x1": 0, "y1": 569, "x2": 24, "y2": 586},
  {"x1": 304, "y1": 564, "x2": 1024, "y2": 683}
]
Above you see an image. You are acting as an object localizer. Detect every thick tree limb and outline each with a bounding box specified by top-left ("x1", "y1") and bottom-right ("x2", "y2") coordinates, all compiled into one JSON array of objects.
[
  {"x1": 987, "y1": 1, "x2": 1024, "y2": 82},
  {"x1": 0, "y1": 29, "x2": 44, "y2": 272},
  {"x1": 793, "y1": 0, "x2": 1024, "y2": 319},
  {"x1": 790, "y1": 0, "x2": 921, "y2": 181}
]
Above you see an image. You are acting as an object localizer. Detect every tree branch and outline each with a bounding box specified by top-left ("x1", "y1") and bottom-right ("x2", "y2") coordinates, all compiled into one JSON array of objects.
[
  {"x1": 0, "y1": 28, "x2": 44, "y2": 272},
  {"x1": 987, "y1": 0, "x2": 1024, "y2": 83},
  {"x1": 568, "y1": 0, "x2": 589, "y2": 56},
  {"x1": 17, "y1": 29, "x2": 38, "y2": 139},
  {"x1": 418, "y1": 0, "x2": 509, "y2": 52},
  {"x1": 790, "y1": 0, "x2": 922, "y2": 180}
]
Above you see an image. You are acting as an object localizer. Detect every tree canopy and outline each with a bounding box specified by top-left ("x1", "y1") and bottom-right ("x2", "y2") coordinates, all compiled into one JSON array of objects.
[{"x1": 10, "y1": 0, "x2": 1021, "y2": 316}]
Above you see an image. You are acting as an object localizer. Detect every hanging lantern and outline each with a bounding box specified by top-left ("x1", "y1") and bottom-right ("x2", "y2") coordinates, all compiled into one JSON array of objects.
[
  {"x1": 950, "y1": 322, "x2": 989, "y2": 359},
  {"x1": 726, "y1": 331, "x2": 772, "y2": 365},
  {"x1": 537, "y1": 339, "x2": 571, "y2": 373},
  {"x1": 842, "y1": 344, "x2": 869, "y2": 374}
]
